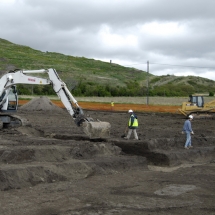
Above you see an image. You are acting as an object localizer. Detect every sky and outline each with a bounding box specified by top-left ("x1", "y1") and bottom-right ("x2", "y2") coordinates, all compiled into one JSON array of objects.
[{"x1": 1, "y1": 0, "x2": 215, "y2": 80}]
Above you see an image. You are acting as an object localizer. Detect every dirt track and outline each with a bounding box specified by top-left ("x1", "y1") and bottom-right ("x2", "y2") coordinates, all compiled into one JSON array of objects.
[{"x1": 0, "y1": 97, "x2": 215, "y2": 215}]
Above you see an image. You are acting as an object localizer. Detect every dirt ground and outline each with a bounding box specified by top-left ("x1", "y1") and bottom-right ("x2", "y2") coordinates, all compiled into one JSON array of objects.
[
  {"x1": 19, "y1": 99, "x2": 180, "y2": 114},
  {"x1": 0, "y1": 97, "x2": 215, "y2": 215}
]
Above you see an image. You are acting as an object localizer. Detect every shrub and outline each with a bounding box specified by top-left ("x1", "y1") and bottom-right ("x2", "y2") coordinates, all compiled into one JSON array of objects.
[{"x1": 209, "y1": 92, "x2": 214, "y2": 96}]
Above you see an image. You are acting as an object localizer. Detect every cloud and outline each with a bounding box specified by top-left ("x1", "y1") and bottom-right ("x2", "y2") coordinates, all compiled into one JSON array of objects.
[{"x1": 0, "y1": 0, "x2": 215, "y2": 80}]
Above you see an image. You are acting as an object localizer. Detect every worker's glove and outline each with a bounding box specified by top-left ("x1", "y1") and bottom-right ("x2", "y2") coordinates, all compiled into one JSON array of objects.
[
  {"x1": 191, "y1": 131, "x2": 194, "y2": 135},
  {"x1": 181, "y1": 131, "x2": 184, "y2": 134}
]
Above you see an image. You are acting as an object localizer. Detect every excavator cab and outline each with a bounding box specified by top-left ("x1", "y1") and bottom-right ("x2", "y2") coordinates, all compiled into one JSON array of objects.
[
  {"x1": 7, "y1": 86, "x2": 18, "y2": 111},
  {"x1": 0, "y1": 86, "x2": 18, "y2": 112},
  {"x1": 188, "y1": 95, "x2": 204, "y2": 107}
]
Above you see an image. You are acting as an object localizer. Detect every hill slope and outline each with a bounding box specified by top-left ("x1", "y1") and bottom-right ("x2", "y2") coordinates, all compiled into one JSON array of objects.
[
  {"x1": 0, "y1": 38, "x2": 215, "y2": 95},
  {"x1": 0, "y1": 38, "x2": 151, "y2": 88}
]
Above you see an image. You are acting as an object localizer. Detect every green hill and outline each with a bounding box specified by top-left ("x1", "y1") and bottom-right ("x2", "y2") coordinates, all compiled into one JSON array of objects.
[
  {"x1": 0, "y1": 38, "x2": 215, "y2": 96},
  {"x1": 0, "y1": 38, "x2": 150, "y2": 87}
]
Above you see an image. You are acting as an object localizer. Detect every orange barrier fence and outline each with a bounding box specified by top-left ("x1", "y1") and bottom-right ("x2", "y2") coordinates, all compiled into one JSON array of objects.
[{"x1": 18, "y1": 100, "x2": 180, "y2": 114}]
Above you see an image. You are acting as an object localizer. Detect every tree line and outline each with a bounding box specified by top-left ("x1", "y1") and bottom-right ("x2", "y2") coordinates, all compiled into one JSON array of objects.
[{"x1": 17, "y1": 81, "x2": 214, "y2": 97}]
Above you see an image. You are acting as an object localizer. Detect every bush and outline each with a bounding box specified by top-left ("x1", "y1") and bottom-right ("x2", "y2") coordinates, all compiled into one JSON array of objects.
[{"x1": 209, "y1": 92, "x2": 214, "y2": 96}]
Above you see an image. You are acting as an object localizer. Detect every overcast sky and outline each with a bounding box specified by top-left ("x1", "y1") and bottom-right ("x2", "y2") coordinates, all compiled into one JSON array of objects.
[{"x1": 1, "y1": 0, "x2": 215, "y2": 80}]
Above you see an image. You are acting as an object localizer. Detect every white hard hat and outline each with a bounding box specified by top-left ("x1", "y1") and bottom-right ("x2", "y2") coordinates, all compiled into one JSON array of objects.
[
  {"x1": 128, "y1": 109, "x2": 133, "y2": 113},
  {"x1": 188, "y1": 115, "x2": 193, "y2": 119}
]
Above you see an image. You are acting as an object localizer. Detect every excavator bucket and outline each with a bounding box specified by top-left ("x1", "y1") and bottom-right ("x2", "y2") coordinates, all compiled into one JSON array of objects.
[{"x1": 82, "y1": 121, "x2": 111, "y2": 139}]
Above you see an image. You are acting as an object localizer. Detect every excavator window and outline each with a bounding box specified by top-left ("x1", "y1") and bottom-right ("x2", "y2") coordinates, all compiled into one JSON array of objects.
[
  {"x1": 197, "y1": 96, "x2": 204, "y2": 107},
  {"x1": 7, "y1": 87, "x2": 18, "y2": 110},
  {"x1": 190, "y1": 96, "x2": 204, "y2": 107},
  {"x1": 192, "y1": 96, "x2": 197, "y2": 103},
  {"x1": 0, "y1": 91, "x2": 6, "y2": 103}
]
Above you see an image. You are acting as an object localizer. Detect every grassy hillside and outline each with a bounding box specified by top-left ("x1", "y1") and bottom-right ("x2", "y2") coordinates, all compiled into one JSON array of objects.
[
  {"x1": 1, "y1": 38, "x2": 215, "y2": 96},
  {"x1": 0, "y1": 38, "x2": 151, "y2": 88},
  {"x1": 150, "y1": 75, "x2": 214, "y2": 88},
  {"x1": 150, "y1": 75, "x2": 215, "y2": 95}
]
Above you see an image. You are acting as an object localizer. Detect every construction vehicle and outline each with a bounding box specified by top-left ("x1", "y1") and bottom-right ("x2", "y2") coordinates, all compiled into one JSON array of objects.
[
  {"x1": 178, "y1": 95, "x2": 215, "y2": 118},
  {"x1": 0, "y1": 68, "x2": 111, "y2": 138}
]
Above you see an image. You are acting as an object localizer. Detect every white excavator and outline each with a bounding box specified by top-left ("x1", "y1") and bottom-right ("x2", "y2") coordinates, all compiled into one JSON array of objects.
[{"x1": 0, "y1": 68, "x2": 111, "y2": 139}]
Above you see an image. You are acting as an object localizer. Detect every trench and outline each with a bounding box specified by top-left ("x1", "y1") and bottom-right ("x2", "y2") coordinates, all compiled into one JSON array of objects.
[
  {"x1": 1, "y1": 125, "x2": 215, "y2": 191},
  {"x1": 0, "y1": 127, "x2": 147, "y2": 191}
]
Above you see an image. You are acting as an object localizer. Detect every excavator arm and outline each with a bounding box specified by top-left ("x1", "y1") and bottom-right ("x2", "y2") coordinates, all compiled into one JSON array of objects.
[{"x1": 0, "y1": 68, "x2": 111, "y2": 138}]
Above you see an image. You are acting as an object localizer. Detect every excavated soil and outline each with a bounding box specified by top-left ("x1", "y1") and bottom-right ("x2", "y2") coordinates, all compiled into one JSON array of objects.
[{"x1": 0, "y1": 97, "x2": 215, "y2": 215}]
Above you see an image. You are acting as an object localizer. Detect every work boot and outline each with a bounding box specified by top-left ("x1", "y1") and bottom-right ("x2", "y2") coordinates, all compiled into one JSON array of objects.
[
  {"x1": 189, "y1": 146, "x2": 193, "y2": 148},
  {"x1": 124, "y1": 137, "x2": 128, "y2": 140},
  {"x1": 184, "y1": 147, "x2": 189, "y2": 149}
]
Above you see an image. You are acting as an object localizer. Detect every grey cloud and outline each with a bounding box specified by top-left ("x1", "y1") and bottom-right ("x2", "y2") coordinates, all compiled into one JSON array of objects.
[{"x1": 0, "y1": 0, "x2": 215, "y2": 79}]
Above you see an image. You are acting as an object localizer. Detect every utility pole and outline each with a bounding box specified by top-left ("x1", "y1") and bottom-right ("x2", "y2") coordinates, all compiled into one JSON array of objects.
[{"x1": 146, "y1": 61, "x2": 149, "y2": 105}]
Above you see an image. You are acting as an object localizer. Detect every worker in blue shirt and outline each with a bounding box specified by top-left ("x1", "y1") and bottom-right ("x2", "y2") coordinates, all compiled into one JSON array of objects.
[{"x1": 182, "y1": 115, "x2": 194, "y2": 149}]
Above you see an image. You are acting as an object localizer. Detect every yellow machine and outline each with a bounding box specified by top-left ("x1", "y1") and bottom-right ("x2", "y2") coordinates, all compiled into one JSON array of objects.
[{"x1": 178, "y1": 95, "x2": 215, "y2": 118}]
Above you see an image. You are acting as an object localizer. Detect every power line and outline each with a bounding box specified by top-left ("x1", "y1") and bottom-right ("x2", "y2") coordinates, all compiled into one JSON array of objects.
[
  {"x1": 123, "y1": 62, "x2": 215, "y2": 69},
  {"x1": 3, "y1": 56, "x2": 215, "y2": 69},
  {"x1": 150, "y1": 62, "x2": 215, "y2": 69}
]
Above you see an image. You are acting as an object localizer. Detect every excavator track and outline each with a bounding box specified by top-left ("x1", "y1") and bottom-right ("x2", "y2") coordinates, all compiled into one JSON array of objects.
[
  {"x1": 188, "y1": 112, "x2": 215, "y2": 119},
  {"x1": 0, "y1": 114, "x2": 31, "y2": 129}
]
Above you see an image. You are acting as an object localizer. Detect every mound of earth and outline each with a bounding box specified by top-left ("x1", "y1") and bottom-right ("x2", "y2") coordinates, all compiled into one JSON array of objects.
[{"x1": 20, "y1": 96, "x2": 65, "y2": 113}]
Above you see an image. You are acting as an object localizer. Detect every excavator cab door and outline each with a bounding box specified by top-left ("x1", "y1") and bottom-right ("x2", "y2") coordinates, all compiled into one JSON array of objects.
[{"x1": 7, "y1": 86, "x2": 18, "y2": 111}]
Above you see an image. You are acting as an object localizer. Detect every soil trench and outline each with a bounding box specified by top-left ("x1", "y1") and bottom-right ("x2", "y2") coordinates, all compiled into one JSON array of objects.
[{"x1": 0, "y1": 97, "x2": 215, "y2": 215}]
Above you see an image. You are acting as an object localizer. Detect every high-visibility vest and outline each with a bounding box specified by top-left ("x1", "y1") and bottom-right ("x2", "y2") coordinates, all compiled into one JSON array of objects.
[{"x1": 129, "y1": 114, "x2": 138, "y2": 127}]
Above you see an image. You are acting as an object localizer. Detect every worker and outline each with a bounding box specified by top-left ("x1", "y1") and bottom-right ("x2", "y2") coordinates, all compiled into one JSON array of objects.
[
  {"x1": 182, "y1": 115, "x2": 194, "y2": 149},
  {"x1": 111, "y1": 101, "x2": 114, "y2": 111},
  {"x1": 124, "y1": 109, "x2": 139, "y2": 140}
]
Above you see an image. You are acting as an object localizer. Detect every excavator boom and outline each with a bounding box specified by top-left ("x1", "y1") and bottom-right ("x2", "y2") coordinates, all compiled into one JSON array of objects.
[{"x1": 0, "y1": 68, "x2": 111, "y2": 138}]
